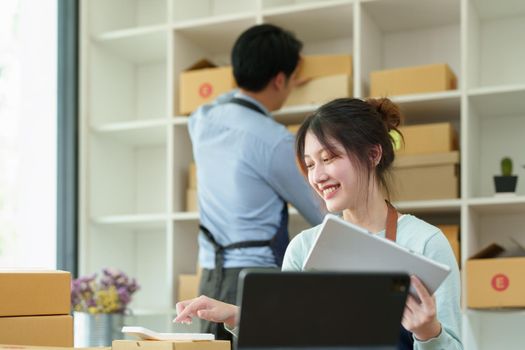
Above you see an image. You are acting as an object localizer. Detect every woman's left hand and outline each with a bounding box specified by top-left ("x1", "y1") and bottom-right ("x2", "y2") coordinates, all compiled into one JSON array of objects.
[{"x1": 402, "y1": 275, "x2": 442, "y2": 341}]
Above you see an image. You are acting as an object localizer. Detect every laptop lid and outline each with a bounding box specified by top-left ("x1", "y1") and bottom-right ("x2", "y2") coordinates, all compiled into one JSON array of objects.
[{"x1": 235, "y1": 270, "x2": 409, "y2": 350}]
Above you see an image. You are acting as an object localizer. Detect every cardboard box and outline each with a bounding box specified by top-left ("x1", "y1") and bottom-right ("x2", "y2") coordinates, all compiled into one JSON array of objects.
[
  {"x1": 392, "y1": 151, "x2": 459, "y2": 201},
  {"x1": 179, "y1": 59, "x2": 235, "y2": 115},
  {"x1": 397, "y1": 122, "x2": 458, "y2": 155},
  {"x1": 0, "y1": 346, "x2": 106, "y2": 350},
  {"x1": 178, "y1": 274, "x2": 200, "y2": 301},
  {"x1": 437, "y1": 225, "x2": 460, "y2": 265},
  {"x1": 0, "y1": 315, "x2": 73, "y2": 347},
  {"x1": 113, "y1": 340, "x2": 230, "y2": 350},
  {"x1": 298, "y1": 54, "x2": 352, "y2": 80},
  {"x1": 370, "y1": 63, "x2": 457, "y2": 97},
  {"x1": 188, "y1": 163, "x2": 197, "y2": 189},
  {"x1": 0, "y1": 270, "x2": 70, "y2": 317},
  {"x1": 287, "y1": 124, "x2": 301, "y2": 134},
  {"x1": 186, "y1": 188, "x2": 198, "y2": 212},
  {"x1": 285, "y1": 74, "x2": 352, "y2": 107},
  {"x1": 467, "y1": 243, "x2": 525, "y2": 308}
]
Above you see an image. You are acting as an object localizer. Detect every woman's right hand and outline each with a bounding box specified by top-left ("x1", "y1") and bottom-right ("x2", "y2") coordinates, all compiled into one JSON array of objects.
[{"x1": 173, "y1": 295, "x2": 239, "y2": 329}]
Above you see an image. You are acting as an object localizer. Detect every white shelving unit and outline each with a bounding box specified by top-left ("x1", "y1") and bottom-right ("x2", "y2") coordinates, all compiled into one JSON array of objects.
[{"x1": 80, "y1": 0, "x2": 525, "y2": 346}]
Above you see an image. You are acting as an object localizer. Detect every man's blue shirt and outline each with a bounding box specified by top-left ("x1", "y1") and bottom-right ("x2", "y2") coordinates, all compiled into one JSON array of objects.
[{"x1": 188, "y1": 90, "x2": 324, "y2": 269}]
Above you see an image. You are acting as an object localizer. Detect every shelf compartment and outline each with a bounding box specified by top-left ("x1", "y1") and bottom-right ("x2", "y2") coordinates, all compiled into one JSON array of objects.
[
  {"x1": 394, "y1": 199, "x2": 462, "y2": 214},
  {"x1": 94, "y1": 27, "x2": 167, "y2": 64},
  {"x1": 89, "y1": 133, "x2": 167, "y2": 217},
  {"x1": 173, "y1": 15, "x2": 257, "y2": 55},
  {"x1": 92, "y1": 213, "x2": 168, "y2": 230},
  {"x1": 171, "y1": 127, "x2": 194, "y2": 213},
  {"x1": 262, "y1": 0, "x2": 353, "y2": 43},
  {"x1": 92, "y1": 120, "x2": 169, "y2": 146},
  {"x1": 172, "y1": 0, "x2": 257, "y2": 22},
  {"x1": 392, "y1": 90, "x2": 461, "y2": 124},
  {"x1": 465, "y1": 206, "x2": 525, "y2": 259},
  {"x1": 466, "y1": 0, "x2": 525, "y2": 89},
  {"x1": 463, "y1": 296, "x2": 525, "y2": 349},
  {"x1": 85, "y1": 225, "x2": 170, "y2": 311},
  {"x1": 89, "y1": 31, "x2": 167, "y2": 125},
  {"x1": 468, "y1": 85, "x2": 525, "y2": 118},
  {"x1": 468, "y1": 196, "x2": 525, "y2": 214},
  {"x1": 359, "y1": 0, "x2": 461, "y2": 97},
  {"x1": 273, "y1": 104, "x2": 318, "y2": 125},
  {"x1": 466, "y1": 89, "x2": 525, "y2": 198},
  {"x1": 274, "y1": 90, "x2": 461, "y2": 126},
  {"x1": 88, "y1": 0, "x2": 166, "y2": 36}
]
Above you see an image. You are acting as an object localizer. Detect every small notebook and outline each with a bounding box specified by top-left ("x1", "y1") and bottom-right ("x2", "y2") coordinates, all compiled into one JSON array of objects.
[{"x1": 122, "y1": 326, "x2": 215, "y2": 341}]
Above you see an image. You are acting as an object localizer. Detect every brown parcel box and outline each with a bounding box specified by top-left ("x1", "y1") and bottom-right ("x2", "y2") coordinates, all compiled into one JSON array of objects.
[
  {"x1": 0, "y1": 315, "x2": 73, "y2": 347},
  {"x1": 467, "y1": 243, "x2": 525, "y2": 308},
  {"x1": 392, "y1": 151, "x2": 459, "y2": 201},
  {"x1": 179, "y1": 59, "x2": 235, "y2": 115},
  {"x1": 188, "y1": 163, "x2": 197, "y2": 189},
  {"x1": 178, "y1": 274, "x2": 200, "y2": 301},
  {"x1": 186, "y1": 188, "x2": 198, "y2": 212},
  {"x1": 284, "y1": 74, "x2": 352, "y2": 107},
  {"x1": 287, "y1": 124, "x2": 301, "y2": 134},
  {"x1": 436, "y1": 225, "x2": 460, "y2": 265},
  {"x1": 113, "y1": 340, "x2": 230, "y2": 350},
  {"x1": 297, "y1": 54, "x2": 352, "y2": 80},
  {"x1": 370, "y1": 63, "x2": 457, "y2": 97},
  {"x1": 397, "y1": 122, "x2": 458, "y2": 155},
  {"x1": 0, "y1": 270, "x2": 70, "y2": 317},
  {"x1": 0, "y1": 346, "x2": 109, "y2": 350}
]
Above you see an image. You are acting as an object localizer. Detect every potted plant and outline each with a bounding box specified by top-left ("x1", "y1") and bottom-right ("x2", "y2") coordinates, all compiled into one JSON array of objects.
[
  {"x1": 494, "y1": 157, "x2": 518, "y2": 194},
  {"x1": 71, "y1": 268, "x2": 140, "y2": 347}
]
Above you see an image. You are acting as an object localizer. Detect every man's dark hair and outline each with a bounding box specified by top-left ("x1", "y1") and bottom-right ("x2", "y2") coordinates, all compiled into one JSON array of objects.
[{"x1": 231, "y1": 24, "x2": 303, "y2": 92}]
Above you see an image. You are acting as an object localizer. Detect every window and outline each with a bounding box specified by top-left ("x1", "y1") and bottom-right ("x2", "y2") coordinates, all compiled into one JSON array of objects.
[{"x1": 0, "y1": 0, "x2": 57, "y2": 268}]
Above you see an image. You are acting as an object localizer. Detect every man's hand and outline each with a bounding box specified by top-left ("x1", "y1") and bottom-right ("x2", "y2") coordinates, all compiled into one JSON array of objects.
[{"x1": 173, "y1": 295, "x2": 240, "y2": 329}]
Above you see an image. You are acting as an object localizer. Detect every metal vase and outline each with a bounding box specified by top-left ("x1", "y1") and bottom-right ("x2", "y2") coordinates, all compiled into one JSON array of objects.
[{"x1": 73, "y1": 311, "x2": 124, "y2": 347}]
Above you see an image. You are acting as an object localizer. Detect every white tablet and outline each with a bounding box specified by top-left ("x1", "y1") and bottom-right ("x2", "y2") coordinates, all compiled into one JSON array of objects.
[{"x1": 302, "y1": 214, "x2": 451, "y2": 296}]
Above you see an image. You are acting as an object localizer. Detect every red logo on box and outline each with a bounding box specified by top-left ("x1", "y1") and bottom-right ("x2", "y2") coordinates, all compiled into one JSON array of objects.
[
  {"x1": 491, "y1": 274, "x2": 509, "y2": 292},
  {"x1": 199, "y1": 83, "x2": 213, "y2": 98}
]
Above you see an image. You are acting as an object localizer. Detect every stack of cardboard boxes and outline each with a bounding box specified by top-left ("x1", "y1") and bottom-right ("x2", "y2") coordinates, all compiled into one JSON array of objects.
[
  {"x1": 392, "y1": 122, "x2": 460, "y2": 202},
  {"x1": 186, "y1": 163, "x2": 198, "y2": 212},
  {"x1": 178, "y1": 54, "x2": 353, "y2": 115},
  {"x1": 0, "y1": 271, "x2": 72, "y2": 346}
]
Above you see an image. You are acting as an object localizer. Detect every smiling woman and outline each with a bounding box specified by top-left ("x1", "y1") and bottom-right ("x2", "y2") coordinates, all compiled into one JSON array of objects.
[{"x1": 0, "y1": 0, "x2": 57, "y2": 267}]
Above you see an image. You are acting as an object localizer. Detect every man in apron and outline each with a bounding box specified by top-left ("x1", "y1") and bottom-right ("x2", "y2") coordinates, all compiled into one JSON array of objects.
[{"x1": 188, "y1": 24, "x2": 324, "y2": 342}]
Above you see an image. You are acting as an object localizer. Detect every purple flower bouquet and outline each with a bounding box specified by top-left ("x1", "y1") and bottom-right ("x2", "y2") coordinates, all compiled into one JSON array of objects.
[{"x1": 71, "y1": 268, "x2": 140, "y2": 314}]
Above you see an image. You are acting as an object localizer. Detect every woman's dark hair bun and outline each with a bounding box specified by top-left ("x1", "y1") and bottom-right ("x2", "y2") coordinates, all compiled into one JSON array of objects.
[{"x1": 366, "y1": 98, "x2": 402, "y2": 132}]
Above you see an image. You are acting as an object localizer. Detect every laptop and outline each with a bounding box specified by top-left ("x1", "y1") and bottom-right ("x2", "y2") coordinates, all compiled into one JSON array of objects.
[
  {"x1": 235, "y1": 269, "x2": 409, "y2": 350},
  {"x1": 303, "y1": 214, "x2": 451, "y2": 297}
]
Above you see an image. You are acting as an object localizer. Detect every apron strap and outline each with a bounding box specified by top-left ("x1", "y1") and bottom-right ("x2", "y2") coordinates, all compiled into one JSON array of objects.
[
  {"x1": 384, "y1": 201, "x2": 414, "y2": 349},
  {"x1": 385, "y1": 200, "x2": 398, "y2": 242},
  {"x1": 229, "y1": 97, "x2": 267, "y2": 116},
  {"x1": 199, "y1": 224, "x2": 274, "y2": 299}
]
